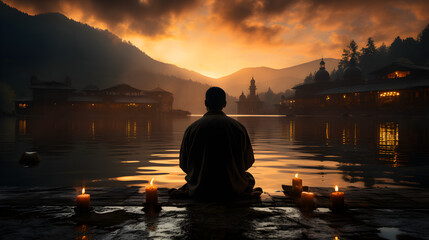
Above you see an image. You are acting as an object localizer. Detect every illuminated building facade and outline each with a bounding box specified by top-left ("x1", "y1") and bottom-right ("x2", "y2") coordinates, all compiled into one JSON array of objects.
[
  {"x1": 237, "y1": 77, "x2": 263, "y2": 114},
  {"x1": 281, "y1": 62, "x2": 429, "y2": 114},
  {"x1": 15, "y1": 78, "x2": 174, "y2": 115}
]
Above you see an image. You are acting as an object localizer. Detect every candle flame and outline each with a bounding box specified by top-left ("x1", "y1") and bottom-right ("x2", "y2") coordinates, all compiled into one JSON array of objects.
[
  {"x1": 335, "y1": 237, "x2": 339, "y2": 240},
  {"x1": 82, "y1": 188, "x2": 85, "y2": 194},
  {"x1": 335, "y1": 185, "x2": 338, "y2": 192},
  {"x1": 150, "y1": 177, "x2": 154, "y2": 186},
  {"x1": 295, "y1": 173, "x2": 298, "y2": 178}
]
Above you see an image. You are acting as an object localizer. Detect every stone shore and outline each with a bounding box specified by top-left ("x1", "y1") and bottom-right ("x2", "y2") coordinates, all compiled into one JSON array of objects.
[{"x1": 1, "y1": 186, "x2": 428, "y2": 239}]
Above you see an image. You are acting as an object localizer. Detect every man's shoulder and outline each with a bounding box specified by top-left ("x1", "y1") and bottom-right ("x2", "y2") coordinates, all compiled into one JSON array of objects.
[
  {"x1": 188, "y1": 114, "x2": 243, "y2": 128},
  {"x1": 224, "y1": 115, "x2": 246, "y2": 128}
]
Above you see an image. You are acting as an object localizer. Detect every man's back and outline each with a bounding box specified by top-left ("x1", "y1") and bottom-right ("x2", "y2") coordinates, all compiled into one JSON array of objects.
[{"x1": 180, "y1": 111, "x2": 255, "y2": 198}]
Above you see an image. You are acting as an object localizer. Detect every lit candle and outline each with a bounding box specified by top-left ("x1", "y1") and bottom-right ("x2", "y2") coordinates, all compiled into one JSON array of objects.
[
  {"x1": 330, "y1": 185, "x2": 345, "y2": 212},
  {"x1": 145, "y1": 178, "x2": 158, "y2": 206},
  {"x1": 76, "y1": 188, "x2": 90, "y2": 209},
  {"x1": 292, "y1": 173, "x2": 303, "y2": 193},
  {"x1": 300, "y1": 191, "x2": 315, "y2": 211}
]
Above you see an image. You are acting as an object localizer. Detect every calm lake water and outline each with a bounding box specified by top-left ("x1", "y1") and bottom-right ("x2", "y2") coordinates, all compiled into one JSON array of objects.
[{"x1": 1, "y1": 115, "x2": 429, "y2": 192}]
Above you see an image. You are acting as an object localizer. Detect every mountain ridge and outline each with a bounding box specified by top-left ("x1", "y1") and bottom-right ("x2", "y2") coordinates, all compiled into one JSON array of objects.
[
  {"x1": 1, "y1": 0, "x2": 340, "y2": 113},
  {"x1": 216, "y1": 58, "x2": 339, "y2": 96},
  {"x1": 0, "y1": 1, "x2": 218, "y2": 113}
]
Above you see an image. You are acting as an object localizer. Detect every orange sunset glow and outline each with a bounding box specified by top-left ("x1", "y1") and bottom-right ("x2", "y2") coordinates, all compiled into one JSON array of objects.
[{"x1": 4, "y1": 0, "x2": 429, "y2": 78}]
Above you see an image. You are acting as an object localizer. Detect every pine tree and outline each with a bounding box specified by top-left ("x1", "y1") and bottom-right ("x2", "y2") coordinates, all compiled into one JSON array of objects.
[
  {"x1": 338, "y1": 48, "x2": 350, "y2": 71},
  {"x1": 304, "y1": 72, "x2": 313, "y2": 84},
  {"x1": 349, "y1": 40, "x2": 359, "y2": 64}
]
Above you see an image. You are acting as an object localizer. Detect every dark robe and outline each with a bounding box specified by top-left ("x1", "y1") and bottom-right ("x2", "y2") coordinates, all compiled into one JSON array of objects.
[{"x1": 179, "y1": 110, "x2": 255, "y2": 198}]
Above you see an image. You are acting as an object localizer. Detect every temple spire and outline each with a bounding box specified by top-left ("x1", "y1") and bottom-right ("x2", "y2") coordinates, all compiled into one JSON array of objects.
[{"x1": 320, "y1": 57, "x2": 326, "y2": 70}]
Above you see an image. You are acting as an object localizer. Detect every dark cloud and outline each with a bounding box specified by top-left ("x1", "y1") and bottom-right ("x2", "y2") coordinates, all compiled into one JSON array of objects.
[
  {"x1": 6, "y1": 0, "x2": 199, "y2": 37},
  {"x1": 5, "y1": 0, "x2": 429, "y2": 47},
  {"x1": 211, "y1": 0, "x2": 429, "y2": 46},
  {"x1": 212, "y1": 0, "x2": 295, "y2": 41}
]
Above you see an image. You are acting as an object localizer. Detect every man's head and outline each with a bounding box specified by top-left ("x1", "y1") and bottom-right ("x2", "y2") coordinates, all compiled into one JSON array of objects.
[{"x1": 205, "y1": 87, "x2": 227, "y2": 111}]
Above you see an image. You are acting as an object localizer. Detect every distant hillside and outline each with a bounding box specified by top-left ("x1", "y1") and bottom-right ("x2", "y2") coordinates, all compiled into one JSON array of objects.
[
  {"x1": 0, "y1": 1, "x2": 341, "y2": 113},
  {"x1": 216, "y1": 58, "x2": 339, "y2": 97},
  {"x1": 0, "y1": 1, "x2": 218, "y2": 113}
]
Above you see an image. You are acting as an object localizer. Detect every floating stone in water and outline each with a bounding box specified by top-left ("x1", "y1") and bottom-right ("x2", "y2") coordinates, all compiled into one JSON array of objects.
[{"x1": 19, "y1": 152, "x2": 41, "y2": 167}]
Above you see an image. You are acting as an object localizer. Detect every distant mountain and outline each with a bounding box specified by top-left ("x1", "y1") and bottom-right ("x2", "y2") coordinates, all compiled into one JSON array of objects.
[
  {"x1": 0, "y1": 1, "x2": 340, "y2": 113},
  {"x1": 216, "y1": 58, "x2": 339, "y2": 97},
  {"x1": 0, "y1": 1, "x2": 217, "y2": 113}
]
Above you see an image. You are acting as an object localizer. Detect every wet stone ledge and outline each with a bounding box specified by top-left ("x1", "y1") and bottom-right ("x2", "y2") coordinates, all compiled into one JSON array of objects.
[{"x1": 1, "y1": 186, "x2": 429, "y2": 239}]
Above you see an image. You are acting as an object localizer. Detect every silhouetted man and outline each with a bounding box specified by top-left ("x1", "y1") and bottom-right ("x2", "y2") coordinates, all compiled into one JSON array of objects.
[{"x1": 179, "y1": 87, "x2": 258, "y2": 199}]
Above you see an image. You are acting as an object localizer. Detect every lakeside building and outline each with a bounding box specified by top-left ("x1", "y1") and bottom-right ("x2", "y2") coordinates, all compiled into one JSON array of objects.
[
  {"x1": 15, "y1": 77, "x2": 179, "y2": 116},
  {"x1": 279, "y1": 59, "x2": 429, "y2": 115},
  {"x1": 237, "y1": 77, "x2": 263, "y2": 114}
]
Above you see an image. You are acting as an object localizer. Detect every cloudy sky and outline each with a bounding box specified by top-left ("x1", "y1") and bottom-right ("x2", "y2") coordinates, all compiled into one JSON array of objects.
[{"x1": 5, "y1": 0, "x2": 429, "y2": 78}]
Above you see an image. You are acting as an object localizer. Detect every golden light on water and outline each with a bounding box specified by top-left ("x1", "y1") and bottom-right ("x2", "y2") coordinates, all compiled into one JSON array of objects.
[
  {"x1": 378, "y1": 122, "x2": 400, "y2": 166},
  {"x1": 18, "y1": 119, "x2": 27, "y2": 135}
]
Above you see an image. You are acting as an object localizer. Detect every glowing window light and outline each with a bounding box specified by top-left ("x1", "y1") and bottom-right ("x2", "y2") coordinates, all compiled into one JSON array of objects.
[
  {"x1": 387, "y1": 71, "x2": 410, "y2": 79},
  {"x1": 379, "y1": 91, "x2": 400, "y2": 97}
]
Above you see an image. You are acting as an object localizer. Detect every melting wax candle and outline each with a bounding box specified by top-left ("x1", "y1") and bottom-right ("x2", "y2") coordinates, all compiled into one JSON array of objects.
[
  {"x1": 145, "y1": 178, "x2": 158, "y2": 206},
  {"x1": 76, "y1": 188, "x2": 90, "y2": 209},
  {"x1": 292, "y1": 173, "x2": 303, "y2": 193},
  {"x1": 300, "y1": 191, "x2": 315, "y2": 211},
  {"x1": 330, "y1": 185, "x2": 345, "y2": 212}
]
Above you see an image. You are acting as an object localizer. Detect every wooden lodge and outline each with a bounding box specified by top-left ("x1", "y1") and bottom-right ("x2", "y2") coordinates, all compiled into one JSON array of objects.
[
  {"x1": 279, "y1": 61, "x2": 429, "y2": 115},
  {"x1": 15, "y1": 77, "x2": 176, "y2": 116}
]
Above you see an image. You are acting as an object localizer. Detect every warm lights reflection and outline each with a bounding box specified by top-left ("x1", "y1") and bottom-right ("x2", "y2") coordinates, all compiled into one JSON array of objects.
[
  {"x1": 289, "y1": 120, "x2": 295, "y2": 141},
  {"x1": 147, "y1": 120, "x2": 152, "y2": 137},
  {"x1": 91, "y1": 121, "x2": 95, "y2": 137},
  {"x1": 342, "y1": 128, "x2": 346, "y2": 145},
  {"x1": 325, "y1": 122, "x2": 329, "y2": 141},
  {"x1": 126, "y1": 120, "x2": 137, "y2": 138},
  {"x1": 378, "y1": 122, "x2": 399, "y2": 167},
  {"x1": 18, "y1": 119, "x2": 27, "y2": 135}
]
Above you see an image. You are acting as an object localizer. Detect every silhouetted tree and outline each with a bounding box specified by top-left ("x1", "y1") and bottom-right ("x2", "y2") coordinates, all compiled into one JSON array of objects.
[
  {"x1": 349, "y1": 40, "x2": 360, "y2": 64},
  {"x1": 330, "y1": 68, "x2": 342, "y2": 82},
  {"x1": 389, "y1": 36, "x2": 419, "y2": 63},
  {"x1": 418, "y1": 24, "x2": 429, "y2": 64},
  {"x1": 361, "y1": 37, "x2": 377, "y2": 56},
  {"x1": 338, "y1": 48, "x2": 350, "y2": 71},
  {"x1": 304, "y1": 72, "x2": 313, "y2": 84}
]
